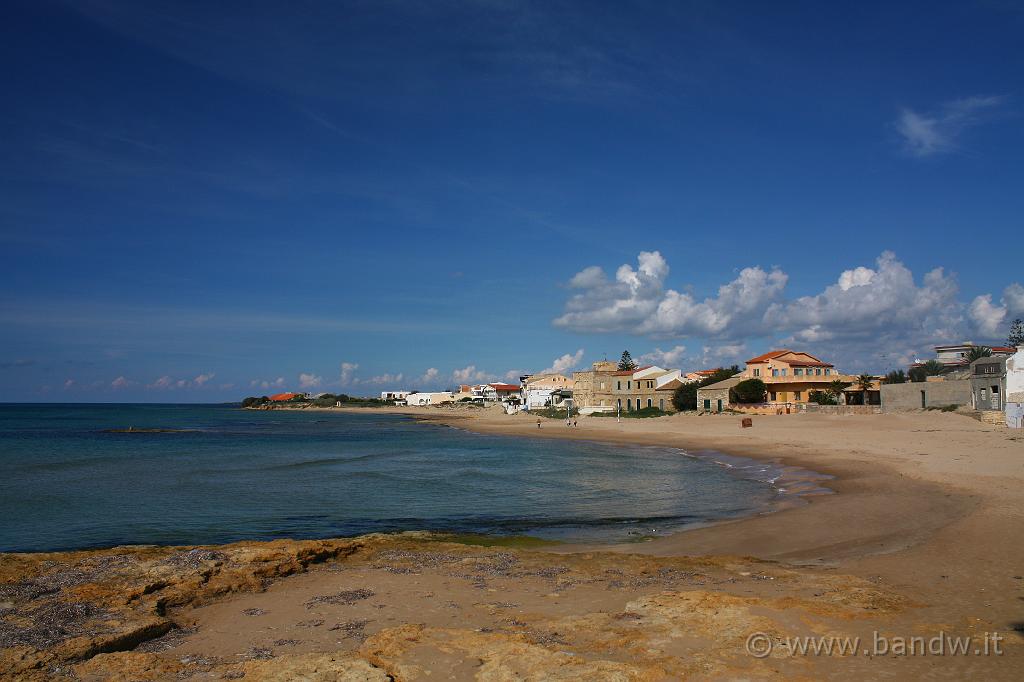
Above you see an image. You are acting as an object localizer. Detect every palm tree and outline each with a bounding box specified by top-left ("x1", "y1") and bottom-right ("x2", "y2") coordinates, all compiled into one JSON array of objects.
[
  {"x1": 856, "y1": 374, "x2": 875, "y2": 405},
  {"x1": 965, "y1": 346, "x2": 992, "y2": 363},
  {"x1": 828, "y1": 379, "x2": 851, "y2": 404},
  {"x1": 884, "y1": 369, "x2": 907, "y2": 384}
]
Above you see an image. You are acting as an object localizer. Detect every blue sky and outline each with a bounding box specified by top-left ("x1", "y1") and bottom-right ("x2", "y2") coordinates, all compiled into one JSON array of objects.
[{"x1": 2, "y1": 0, "x2": 1023, "y2": 401}]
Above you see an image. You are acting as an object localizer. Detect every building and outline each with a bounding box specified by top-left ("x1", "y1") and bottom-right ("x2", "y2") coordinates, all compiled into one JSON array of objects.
[
  {"x1": 571, "y1": 361, "x2": 620, "y2": 413},
  {"x1": 683, "y1": 369, "x2": 722, "y2": 383},
  {"x1": 1006, "y1": 349, "x2": 1024, "y2": 428},
  {"x1": 741, "y1": 350, "x2": 841, "y2": 404},
  {"x1": 696, "y1": 376, "x2": 743, "y2": 412},
  {"x1": 521, "y1": 373, "x2": 575, "y2": 409},
  {"x1": 380, "y1": 390, "x2": 411, "y2": 402},
  {"x1": 970, "y1": 356, "x2": 1008, "y2": 411},
  {"x1": 913, "y1": 342, "x2": 1018, "y2": 374},
  {"x1": 404, "y1": 391, "x2": 456, "y2": 406}
]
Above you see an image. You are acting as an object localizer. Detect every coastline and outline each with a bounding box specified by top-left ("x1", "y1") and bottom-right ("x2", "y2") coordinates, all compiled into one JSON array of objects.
[{"x1": 3, "y1": 405, "x2": 1023, "y2": 679}]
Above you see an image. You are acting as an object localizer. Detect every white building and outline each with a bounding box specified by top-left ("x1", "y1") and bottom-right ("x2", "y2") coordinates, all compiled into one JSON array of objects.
[
  {"x1": 521, "y1": 373, "x2": 574, "y2": 409},
  {"x1": 380, "y1": 390, "x2": 412, "y2": 402},
  {"x1": 1006, "y1": 349, "x2": 1024, "y2": 428},
  {"x1": 404, "y1": 392, "x2": 456, "y2": 406}
]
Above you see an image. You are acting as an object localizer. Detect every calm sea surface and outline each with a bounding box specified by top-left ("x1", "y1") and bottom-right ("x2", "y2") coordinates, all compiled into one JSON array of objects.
[{"x1": 0, "y1": 404, "x2": 793, "y2": 552}]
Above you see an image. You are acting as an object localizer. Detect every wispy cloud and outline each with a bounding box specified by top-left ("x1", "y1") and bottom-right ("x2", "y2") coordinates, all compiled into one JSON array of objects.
[
  {"x1": 895, "y1": 96, "x2": 1004, "y2": 156},
  {"x1": 538, "y1": 349, "x2": 585, "y2": 375}
]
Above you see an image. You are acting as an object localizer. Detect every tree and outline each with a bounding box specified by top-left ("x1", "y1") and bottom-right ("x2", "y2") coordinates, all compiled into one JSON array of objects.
[
  {"x1": 884, "y1": 369, "x2": 907, "y2": 384},
  {"x1": 965, "y1": 346, "x2": 992, "y2": 363},
  {"x1": 808, "y1": 389, "x2": 837, "y2": 405},
  {"x1": 732, "y1": 378, "x2": 766, "y2": 404},
  {"x1": 1009, "y1": 319, "x2": 1024, "y2": 347},
  {"x1": 671, "y1": 366, "x2": 741, "y2": 411},
  {"x1": 828, "y1": 379, "x2": 851, "y2": 404},
  {"x1": 618, "y1": 350, "x2": 637, "y2": 371},
  {"x1": 856, "y1": 374, "x2": 875, "y2": 405},
  {"x1": 910, "y1": 360, "x2": 945, "y2": 382}
]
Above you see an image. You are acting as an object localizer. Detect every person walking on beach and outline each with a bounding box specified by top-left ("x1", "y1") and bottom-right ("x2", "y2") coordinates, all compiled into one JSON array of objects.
[{"x1": 537, "y1": 419, "x2": 542, "y2": 429}]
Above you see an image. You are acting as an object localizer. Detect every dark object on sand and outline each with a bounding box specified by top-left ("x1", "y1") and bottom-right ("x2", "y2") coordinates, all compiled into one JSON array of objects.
[{"x1": 741, "y1": 418, "x2": 753, "y2": 428}]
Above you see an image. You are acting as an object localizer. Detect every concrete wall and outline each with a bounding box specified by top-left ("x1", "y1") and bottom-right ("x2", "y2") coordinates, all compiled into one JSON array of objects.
[{"x1": 880, "y1": 380, "x2": 971, "y2": 412}]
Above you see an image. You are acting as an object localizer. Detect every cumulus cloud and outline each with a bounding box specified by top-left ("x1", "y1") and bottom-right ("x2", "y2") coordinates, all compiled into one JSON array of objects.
[
  {"x1": 149, "y1": 373, "x2": 216, "y2": 390},
  {"x1": 555, "y1": 250, "x2": 787, "y2": 338},
  {"x1": 896, "y1": 96, "x2": 1003, "y2": 157},
  {"x1": 539, "y1": 349, "x2": 584, "y2": 375},
  {"x1": 555, "y1": 250, "x2": 1020, "y2": 368},
  {"x1": 150, "y1": 375, "x2": 174, "y2": 389},
  {"x1": 969, "y1": 283, "x2": 1024, "y2": 338},
  {"x1": 298, "y1": 372, "x2": 322, "y2": 388},
  {"x1": 193, "y1": 372, "x2": 214, "y2": 386},
  {"x1": 339, "y1": 362, "x2": 359, "y2": 385},
  {"x1": 452, "y1": 365, "x2": 492, "y2": 384},
  {"x1": 111, "y1": 376, "x2": 130, "y2": 389},
  {"x1": 639, "y1": 345, "x2": 687, "y2": 367},
  {"x1": 769, "y1": 251, "x2": 962, "y2": 348},
  {"x1": 419, "y1": 367, "x2": 440, "y2": 386}
]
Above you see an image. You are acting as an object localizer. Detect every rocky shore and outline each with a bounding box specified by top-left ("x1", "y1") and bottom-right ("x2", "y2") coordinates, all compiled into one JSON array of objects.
[{"x1": 2, "y1": 533, "x2": 918, "y2": 680}]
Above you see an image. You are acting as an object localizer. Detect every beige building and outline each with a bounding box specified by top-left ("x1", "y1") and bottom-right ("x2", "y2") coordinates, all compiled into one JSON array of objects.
[
  {"x1": 741, "y1": 350, "x2": 843, "y2": 404},
  {"x1": 521, "y1": 373, "x2": 575, "y2": 409},
  {"x1": 573, "y1": 362, "x2": 681, "y2": 413}
]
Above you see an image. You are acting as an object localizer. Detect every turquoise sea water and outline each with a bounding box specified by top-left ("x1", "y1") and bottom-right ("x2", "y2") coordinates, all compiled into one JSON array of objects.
[{"x1": 0, "y1": 404, "x2": 797, "y2": 552}]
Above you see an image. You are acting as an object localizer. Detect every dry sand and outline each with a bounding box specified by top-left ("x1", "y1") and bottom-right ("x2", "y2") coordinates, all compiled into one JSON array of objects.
[{"x1": 2, "y1": 406, "x2": 1023, "y2": 680}]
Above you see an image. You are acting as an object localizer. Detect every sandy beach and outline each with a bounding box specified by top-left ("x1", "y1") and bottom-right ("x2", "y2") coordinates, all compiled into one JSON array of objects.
[{"x1": 2, "y1": 406, "x2": 1023, "y2": 680}]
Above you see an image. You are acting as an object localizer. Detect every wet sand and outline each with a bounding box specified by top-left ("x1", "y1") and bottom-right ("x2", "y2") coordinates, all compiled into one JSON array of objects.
[{"x1": 2, "y1": 406, "x2": 1023, "y2": 679}]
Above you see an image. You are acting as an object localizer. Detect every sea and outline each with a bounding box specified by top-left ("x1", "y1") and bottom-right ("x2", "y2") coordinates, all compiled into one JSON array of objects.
[{"x1": 0, "y1": 404, "x2": 824, "y2": 553}]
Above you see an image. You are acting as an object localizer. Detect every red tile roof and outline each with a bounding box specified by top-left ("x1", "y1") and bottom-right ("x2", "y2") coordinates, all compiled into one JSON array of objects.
[
  {"x1": 993, "y1": 346, "x2": 1017, "y2": 353},
  {"x1": 269, "y1": 392, "x2": 300, "y2": 401},
  {"x1": 488, "y1": 383, "x2": 520, "y2": 392},
  {"x1": 746, "y1": 350, "x2": 792, "y2": 364}
]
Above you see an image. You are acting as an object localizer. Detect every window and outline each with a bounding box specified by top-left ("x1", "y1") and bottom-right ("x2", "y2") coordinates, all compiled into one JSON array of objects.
[
  {"x1": 825, "y1": 369, "x2": 831, "y2": 375},
  {"x1": 980, "y1": 388, "x2": 988, "y2": 400},
  {"x1": 781, "y1": 369, "x2": 787, "y2": 376},
  {"x1": 600, "y1": 382, "x2": 605, "y2": 390},
  {"x1": 772, "y1": 369, "x2": 779, "y2": 377},
  {"x1": 794, "y1": 368, "x2": 803, "y2": 376},
  {"x1": 703, "y1": 399, "x2": 711, "y2": 410},
  {"x1": 617, "y1": 398, "x2": 622, "y2": 408},
  {"x1": 794, "y1": 391, "x2": 802, "y2": 400},
  {"x1": 617, "y1": 381, "x2": 621, "y2": 390},
  {"x1": 659, "y1": 399, "x2": 665, "y2": 411},
  {"x1": 815, "y1": 368, "x2": 822, "y2": 375},
  {"x1": 647, "y1": 398, "x2": 652, "y2": 408},
  {"x1": 627, "y1": 381, "x2": 631, "y2": 390},
  {"x1": 770, "y1": 391, "x2": 777, "y2": 401},
  {"x1": 636, "y1": 398, "x2": 641, "y2": 410},
  {"x1": 753, "y1": 368, "x2": 760, "y2": 377}
]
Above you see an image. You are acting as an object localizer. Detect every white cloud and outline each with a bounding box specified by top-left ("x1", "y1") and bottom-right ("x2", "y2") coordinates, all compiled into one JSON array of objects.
[
  {"x1": 555, "y1": 250, "x2": 787, "y2": 338},
  {"x1": 366, "y1": 372, "x2": 404, "y2": 385},
  {"x1": 111, "y1": 376, "x2": 130, "y2": 389},
  {"x1": 419, "y1": 368, "x2": 440, "y2": 386},
  {"x1": 452, "y1": 365, "x2": 491, "y2": 384},
  {"x1": 339, "y1": 362, "x2": 359, "y2": 385},
  {"x1": 969, "y1": 294, "x2": 1007, "y2": 338},
  {"x1": 150, "y1": 375, "x2": 174, "y2": 389},
  {"x1": 896, "y1": 96, "x2": 1003, "y2": 157},
  {"x1": 63, "y1": 379, "x2": 75, "y2": 389},
  {"x1": 969, "y1": 283, "x2": 1024, "y2": 339},
  {"x1": 769, "y1": 252, "x2": 962, "y2": 349},
  {"x1": 639, "y1": 345, "x2": 687, "y2": 367},
  {"x1": 250, "y1": 377, "x2": 286, "y2": 390},
  {"x1": 555, "y1": 250, "x2": 1023, "y2": 369},
  {"x1": 539, "y1": 349, "x2": 584, "y2": 375},
  {"x1": 298, "y1": 372, "x2": 322, "y2": 389},
  {"x1": 193, "y1": 372, "x2": 214, "y2": 386}
]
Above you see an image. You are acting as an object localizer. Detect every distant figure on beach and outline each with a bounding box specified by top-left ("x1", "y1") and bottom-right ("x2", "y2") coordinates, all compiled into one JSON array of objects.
[
  {"x1": 573, "y1": 419, "x2": 578, "y2": 427},
  {"x1": 537, "y1": 419, "x2": 542, "y2": 429}
]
